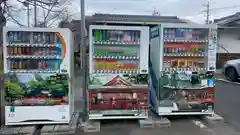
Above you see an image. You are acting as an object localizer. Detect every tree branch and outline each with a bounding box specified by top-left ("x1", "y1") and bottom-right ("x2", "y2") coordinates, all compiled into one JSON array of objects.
[
  {"x1": 4, "y1": 1, "x2": 26, "y2": 27},
  {"x1": 7, "y1": 0, "x2": 75, "y2": 27},
  {"x1": 44, "y1": 2, "x2": 57, "y2": 21},
  {"x1": 6, "y1": 13, "x2": 26, "y2": 27},
  {"x1": 16, "y1": 0, "x2": 61, "y2": 12}
]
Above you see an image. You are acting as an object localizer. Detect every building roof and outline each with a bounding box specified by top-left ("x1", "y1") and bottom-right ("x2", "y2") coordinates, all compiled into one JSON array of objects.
[
  {"x1": 214, "y1": 12, "x2": 240, "y2": 26},
  {"x1": 59, "y1": 13, "x2": 189, "y2": 30},
  {"x1": 87, "y1": 13, "x2": 186, "y2": 24}
]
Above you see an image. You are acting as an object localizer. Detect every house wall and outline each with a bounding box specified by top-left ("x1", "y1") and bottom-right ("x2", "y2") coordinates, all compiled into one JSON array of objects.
[
  {"x1": 217, "y1": 28, "x2": 240, "y2": 53},
  {"x1": 59, "y1": 20, "x2": 82, "y2": 52},
  {"x1": 216, "y1": 28, "x2": 240, "y2": 68}
]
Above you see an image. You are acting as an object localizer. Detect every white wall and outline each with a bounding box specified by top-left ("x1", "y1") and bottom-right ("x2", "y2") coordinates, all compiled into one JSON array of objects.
[{"x1": 218, "y1": 28, "x2": 240, "y2": 53}]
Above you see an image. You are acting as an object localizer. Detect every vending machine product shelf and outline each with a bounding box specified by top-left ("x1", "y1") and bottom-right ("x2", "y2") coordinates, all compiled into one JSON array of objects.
[
  {"x1": 3, "y1": 27, "x2": 74, "y2": 125},
  {"x1": 88, "y1": 25, "x2": 149, "y2": 119},
  {"x1": 149, "y1": 23, "x2": 217, "y2": 116}
]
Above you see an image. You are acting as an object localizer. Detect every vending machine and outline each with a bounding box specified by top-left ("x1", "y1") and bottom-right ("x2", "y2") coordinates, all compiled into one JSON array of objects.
[
  {"x1": 149, "y1": 23, "x2": 217, "y2": 116},
  {"x1": 3, "y1": 27, "x2": 74, "y2": 125},
  {"x1": 88, "y1": 25, "x2": 149, "y2": 119}
]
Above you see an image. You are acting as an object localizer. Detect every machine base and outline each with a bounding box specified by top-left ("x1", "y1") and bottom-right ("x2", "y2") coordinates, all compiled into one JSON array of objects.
[
  {"x1": 88, "y1": 110, "x2": 148, "y2": 120},
  {"x1": 5, "y1": 105, "x2": 70, "y2": 125},
  {"x1": 151, "y1": 106, "x2": 214, "y2": 116}
]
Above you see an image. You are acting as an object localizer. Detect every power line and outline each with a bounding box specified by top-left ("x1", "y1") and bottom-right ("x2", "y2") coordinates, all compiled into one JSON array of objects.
[
  {"x1": 202, "y1": 1, "x2": 240, "y2": 24},
  {"x1": 210, "y1": 5, "x2": 240, "y2": 11}
]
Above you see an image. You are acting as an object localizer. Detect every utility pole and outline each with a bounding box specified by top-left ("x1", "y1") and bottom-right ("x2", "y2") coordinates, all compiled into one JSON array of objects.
[
  {"x1": 80, "y1": 0, "x2": 87, "y2": 121},
  {"x1": 203, "y1": 0, "x2": 210, "y2": 24},
  {"x1": 0, "y1": 0, "x2": 6, "y2": 128},
  {"x1": 23, "y1": 0, "x2": 30, "y2": 27},
  {"x1": 80, "y1": 0, "x2": 85, "y2": 70},
  {"x1": 27, "y1": 2, "x2": 30, "y2": 27},
  {"x1": 34, "y1": 0, "x2": 37, "y2": 27}
]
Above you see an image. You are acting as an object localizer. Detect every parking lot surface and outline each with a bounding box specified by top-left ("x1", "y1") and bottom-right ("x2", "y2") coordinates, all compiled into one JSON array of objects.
[
  {"x1": 64, "y1": 116, "x2": 239, "y2": 135},
  {"x1": 215, "y1": 80, "x2": 240, "y2": 131}
]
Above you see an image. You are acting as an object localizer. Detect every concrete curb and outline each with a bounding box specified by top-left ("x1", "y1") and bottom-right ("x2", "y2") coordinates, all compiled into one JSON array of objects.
[
  {"x1": 0, "y1": 126, "x2": 36, "y2": 135},
  {"x1": 201, "y1": 113, "x2": 225, "y2": 124},
  {"x1": 40, "y1": 112, "x2": 79, "y2": 135},
  {"x1": 217, "y1": 79, "x2": 240, "y2": 85}
]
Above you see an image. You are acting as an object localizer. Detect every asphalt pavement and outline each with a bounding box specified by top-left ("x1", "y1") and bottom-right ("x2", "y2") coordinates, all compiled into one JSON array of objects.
[
  {"x1": 215, "y1": 80, "x2": 240, "y2": 131},
  {"x1": 65, "y1": 116, "x2": 240, "y2": 135}
]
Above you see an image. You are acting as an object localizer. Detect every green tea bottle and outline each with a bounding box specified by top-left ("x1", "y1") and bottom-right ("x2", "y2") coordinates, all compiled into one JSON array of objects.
[
  {"x1": 94, "y1": 49, "x2": 98, "y2": 56},
  {"x1": 96, "y1": 30, "x2": 100, "y2": 41},
  {"x1": 99, "y1": 30, "x2": 103, "y2": 41},
  {"x1": 105, "y1": 49, "x2": 109, "y2": 56},
  {"x1": 93, "y1": 30, "x2": 97, "y2": 41},
  {"x1": 102, "y1": 30, "x2": 106, "y2": 41},
  {"x1": 106, "y1": 30, "x2": 109, "y2": 41}
]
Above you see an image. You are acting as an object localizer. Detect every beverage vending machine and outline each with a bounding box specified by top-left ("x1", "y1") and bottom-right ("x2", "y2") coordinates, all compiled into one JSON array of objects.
[
  {"x1": 2, "y1": 27, "x2": 75, "y2": 125},
  {"x1": 88, "y1": 25, "x2": 149, "y2": 119},
  {"x1": 149, "y1": 23, "x2": 217, "y2": 116}
]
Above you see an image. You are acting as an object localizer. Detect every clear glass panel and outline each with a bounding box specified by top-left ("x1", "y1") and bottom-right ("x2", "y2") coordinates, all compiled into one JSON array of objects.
[
  {"x1": 163, "y1": 28, "x2": 209, "y2": 71},
  {"x1": 6, "y1": 31, "x2": 59, "y2": 71},
  {"x1": 4, "y1": 31, "x2": 69, "y2": 106},
  {"x1": 158, "y1": 71, "x2": 215, "y2": 110},
  {"x1": 92, "y1": 29, "x2": 141, "y2": 73},
  {"x1": 93, "y1": 29, "x2": 140, "y2": 43}
]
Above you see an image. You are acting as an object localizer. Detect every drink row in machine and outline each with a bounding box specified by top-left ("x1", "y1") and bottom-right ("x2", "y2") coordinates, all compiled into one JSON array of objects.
[
  {"x1": 164, "y1": 45, "x2": 204, "y2": 54},
  {"x1": 164, "y1": 59, "x2": 204, "y2": 68},
  {"x1": 7, "y1": 46, "x2": 59, "y2": 56},
  {"x1": 94, "y1": 60, "x2": 138, "y2": 70},
  {"x1": 93, "y1": 30, "x2": 140, "y2": 42},
  {"x1": 7, "y1": 59, "x2": 59, "y2": 70},
  {"x1": 164, "y1": 28, "x2": 202, "y2": 40},
  {"x1": 7, "y1": 31, "x2": 56, "y2": 44},
  {"x1": 94, "y1": 48, "x2": 138, "y2": 57}
]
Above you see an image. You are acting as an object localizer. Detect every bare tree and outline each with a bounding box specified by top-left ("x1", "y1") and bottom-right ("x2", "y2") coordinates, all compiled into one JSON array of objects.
[
  {"x1": 34, "y1": 0, "x2": 75, "y2": 27},
  {"x1": 7, "y1": 0, "x2": 75, "y2": 27},
  {"x1": 5, "y1": 1, "x2": 27, "y2": 27}
]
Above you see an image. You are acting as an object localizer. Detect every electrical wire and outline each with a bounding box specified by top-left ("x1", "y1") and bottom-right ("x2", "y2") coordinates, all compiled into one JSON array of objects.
[{"x1": 209, "y1": 5, "x2": 240, "y2": 11}]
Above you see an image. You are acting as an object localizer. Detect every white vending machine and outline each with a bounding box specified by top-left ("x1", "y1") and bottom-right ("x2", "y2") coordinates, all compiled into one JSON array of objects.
[
  {"x1": 3, "y1": 27, "x2": 74, "y2": 125},
  {"x1": 149, "y1": 23, "x2": 217, "y2": 116},
  {"x1": 88, "y1": 25, "x2": 149, "y2": 119}
]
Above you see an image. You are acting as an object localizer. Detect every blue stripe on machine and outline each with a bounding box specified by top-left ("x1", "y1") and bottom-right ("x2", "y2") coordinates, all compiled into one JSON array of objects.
[
  {"x1": 150, "y1": 28, "x2": 159, "y2": 39},
  {"x1": 149, "y1": 61, "x2": 158, "y2": 107},
  {"x1": 149, "y1": 61, "x2": 157, "y2": 89}
]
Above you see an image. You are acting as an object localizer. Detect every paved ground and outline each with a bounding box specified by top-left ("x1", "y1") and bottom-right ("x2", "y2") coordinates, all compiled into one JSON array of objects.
[
  {"x1": 215, "y1": 80, "x2": 240, "y2": 131},
  {"x1": 64, "y1": 116, "x2": 240, "y2": 135}
]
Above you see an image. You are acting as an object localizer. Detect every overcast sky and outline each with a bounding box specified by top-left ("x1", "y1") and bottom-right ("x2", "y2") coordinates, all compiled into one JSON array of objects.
[{"x1": 7, "y1": 0, "x2": 240, "y2": 26}]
